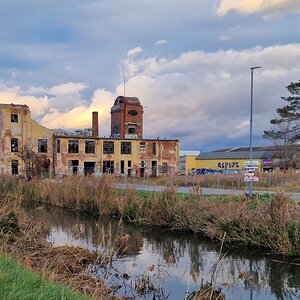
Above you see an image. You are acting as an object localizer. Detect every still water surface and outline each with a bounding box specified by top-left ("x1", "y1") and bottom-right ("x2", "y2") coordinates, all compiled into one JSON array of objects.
[{"x1": 30, "y1": 207, "x2": 300, "y2": 300}]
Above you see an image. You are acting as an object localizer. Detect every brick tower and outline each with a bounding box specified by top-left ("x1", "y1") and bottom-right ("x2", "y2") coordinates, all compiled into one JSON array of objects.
[{"x1": 110, "y1": 96, "x2": 143, "y2": 138}]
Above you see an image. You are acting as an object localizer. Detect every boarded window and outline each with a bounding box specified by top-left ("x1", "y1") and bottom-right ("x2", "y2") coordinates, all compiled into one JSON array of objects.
[
  {"x1": 11, "y1": 160, "x2": 18, "y2": 174},
  {"x1": 38, "y1": 139, "x2": 48, "y2": 153},
  {"x1": 56, "y1": 139, "x2": 61, "y2": 153},
  {"x1": 11, "y1": 114, "x2": 18, "y2": 123},
  {"x1": 103, "y1": 160, "x2": 114, "y2": 173},
  {"x1": 68, "y1": 140, "x2": 79, "y2": 153},
  {"x1": 85, "y1": 141, "x2": 95, "y2": 153},
  {"x1": 152, "y1": 142, "x2": 157, "y2": 155},
  {"x1": 121, "y1": 142, "x2": 131, "y2": 154},
  {"x1": 103, "y1": 141, "x2": 114, "y2": 154},
  {"x1": 11, "y1": 138, "x2": 18, "y2": 152}
]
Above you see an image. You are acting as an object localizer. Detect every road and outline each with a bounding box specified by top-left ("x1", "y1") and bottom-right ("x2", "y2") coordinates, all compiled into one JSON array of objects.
[{"x1": 115, "y1": 183, "x2": 300, "y2": 200}]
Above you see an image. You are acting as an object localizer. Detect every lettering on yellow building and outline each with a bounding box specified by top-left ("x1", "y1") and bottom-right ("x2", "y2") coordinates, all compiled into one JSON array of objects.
[{"x1": 217, "y1": 162, "x2": 240, "y2": 169}]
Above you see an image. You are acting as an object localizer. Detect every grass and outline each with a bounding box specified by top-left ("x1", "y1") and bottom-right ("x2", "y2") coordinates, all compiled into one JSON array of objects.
[{"x1": 0, "y1": 254, "x2": 89, "y2": 300}]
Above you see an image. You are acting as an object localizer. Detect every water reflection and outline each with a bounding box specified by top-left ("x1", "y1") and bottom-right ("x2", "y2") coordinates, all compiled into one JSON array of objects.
[{"x1": 29, "y1": 207, "x2": 300, "y2": 300}]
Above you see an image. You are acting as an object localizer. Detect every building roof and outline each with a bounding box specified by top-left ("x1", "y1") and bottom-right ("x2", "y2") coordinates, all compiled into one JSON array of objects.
[
  {"x1": 113, "y1": 96, "x2": 141, "y2": 106},
  {"x1": 195, "y1": 146, "x2": 294, "y2": 160}
]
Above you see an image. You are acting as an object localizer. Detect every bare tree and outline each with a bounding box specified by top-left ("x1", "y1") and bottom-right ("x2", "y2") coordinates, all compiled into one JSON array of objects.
[{"x1": 17, "y1": 146, "x2": 50, "y2": 181}]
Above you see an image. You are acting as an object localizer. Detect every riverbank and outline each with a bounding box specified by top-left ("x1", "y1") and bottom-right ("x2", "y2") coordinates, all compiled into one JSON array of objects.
[
  {"x1": 0, "y1": 254, "x2": 88, "y2": 300},
  {"x1": 1, "y1": 175, "x2": 300, "y2": 257}
]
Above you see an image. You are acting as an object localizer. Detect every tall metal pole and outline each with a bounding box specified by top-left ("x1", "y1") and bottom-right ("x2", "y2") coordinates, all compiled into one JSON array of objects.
[{"x1": 249, "y1": 66, "x2": 261, "y2": 197}]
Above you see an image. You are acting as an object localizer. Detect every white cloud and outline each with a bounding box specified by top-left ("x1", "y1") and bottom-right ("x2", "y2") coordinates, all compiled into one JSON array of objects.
[
  {"x1": 155, "y1": 40, "x2": 169, "y2": 46},
  {"x1": 49, "y1": 82, "x2": 88, "y2": 96},
  {"x1": 120, "y1": 43, "x2": 300, "y2": 148},
  {"x1": 0, "y1": 85, "x2": 49, "y2": 116},
  {"x1": 127, "y1": 47, "x2": 143, "y2": 57},
  {"x1": 216, "y1": 0, "x2": 300, "y2": 17}
]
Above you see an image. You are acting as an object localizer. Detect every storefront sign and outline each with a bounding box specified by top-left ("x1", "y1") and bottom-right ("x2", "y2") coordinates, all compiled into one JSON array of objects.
[{"x1": 217, "y1": 162, "x2": 240, "y2": 169}]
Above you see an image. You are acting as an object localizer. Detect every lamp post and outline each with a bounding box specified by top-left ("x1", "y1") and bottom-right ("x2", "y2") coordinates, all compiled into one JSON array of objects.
[{"x1": 249, "y1": 66, "x2": 261, "y2": 198}]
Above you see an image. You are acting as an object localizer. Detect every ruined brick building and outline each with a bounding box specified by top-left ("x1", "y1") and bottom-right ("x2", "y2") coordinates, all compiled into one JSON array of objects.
[{"x1": 0, "y1": 97, "x2": 179, "y2": 177}]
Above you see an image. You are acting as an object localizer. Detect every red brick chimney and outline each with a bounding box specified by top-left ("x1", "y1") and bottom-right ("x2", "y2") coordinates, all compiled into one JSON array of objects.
[{"x1": 92, "y1": 111, "x2": 99, "y2": 137}]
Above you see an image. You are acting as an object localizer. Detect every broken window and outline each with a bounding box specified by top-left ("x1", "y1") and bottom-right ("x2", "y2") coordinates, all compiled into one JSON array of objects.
[
  {"x1": 103, "y1": 160, "x2": 114, "y2": 173},
  {"x1": 11, "y1": 138, "x2": 18, "y2": 152},
  {"x1": 139, "y1": 141, "x2": 146, "y2": 152},
  {"x1": 103, "y1": 141, "x2": 114, "y2": 154},
  {"x1": 11, "y1": 160, "x2": 18, "y2": 174},
  {"x1": 152, "y1": 142, "x2": 157, "y2": 155},
  {"x1": 121, "y1": 160, "x2": 125, "y2": 174},
  {"x1": 85, "y1": 141, "x2": 95, "y2": 153},
  {"x1": 68, "y1": 140, "x2": 79, "y2": 153},
  {"x1": 121, "y1": 142, "x2": 131, "y2": 154},
  {"x1": 11, "y1": 114, "x2": 18, "y2": 123},
  {"x1": 57, "y1": 139, "x2": 61, "y2": 153},
  {"x1": 38, "y1": 139, "x2": 48, "y2": 153}
]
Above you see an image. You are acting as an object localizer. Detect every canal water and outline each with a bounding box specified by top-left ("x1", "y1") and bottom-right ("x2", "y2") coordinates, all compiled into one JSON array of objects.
[{"x1": 29, "y1": 207, "x2": 300, "y2": 300}]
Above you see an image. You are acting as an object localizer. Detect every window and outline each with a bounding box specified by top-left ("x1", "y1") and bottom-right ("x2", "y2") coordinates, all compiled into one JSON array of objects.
[
  {"x1": 128, "y1": 127, "x2": 136, "y2": 134},
  {"x1": 128, "y1": 110, "x2": 138, "y2": 116},
  {"x1": 11, "y1": 160, "x2": 18, "y2": 174},
  {"x1": 68, "y1": 140, "x2": 79, "y2": 153},
  {"x1": 11, "y1": 138, "x2": 18, "y2": 152},
  {"x1": 85, "y1": 141, "x2": 95, "y2": 153},
  {"x1": 103, "y1": 141, "x2": 114, "y2": 154},
  {"x1": 152, "y1": 142, "x2": 157, "y2": 155},
  {"x1": 121, "y1": 142, "x2": 131, "y2": 154},
  {"x1": 162, "y1": 162, "x2": 168, "y2": 173},
  {"x1": 11, "y1": 114, "x2": 18, "y2": 123},
  {"x1": 103, "y1": 160, "x2": 114, "y2": 173},
  {"x1": 57, "y1": 139, "x2": 61, "y2": 153},
  {"x1": 121, "y1": 160, "x2": 125, "y2": 174},
  {"x1": 139, "y1": 142, "x2": 146, "y2": 152},
  {"x1": 38, "y1": 139, "x2": 48, "y2": 153}
]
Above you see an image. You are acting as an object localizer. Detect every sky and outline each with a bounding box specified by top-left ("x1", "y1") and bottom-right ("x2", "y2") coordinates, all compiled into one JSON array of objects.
[{"x1": 0, "y1": 0, "x2": 300, "y2": 151}]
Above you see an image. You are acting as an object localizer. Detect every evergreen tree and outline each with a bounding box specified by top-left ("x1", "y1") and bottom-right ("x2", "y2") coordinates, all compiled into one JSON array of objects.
[{"x1": 264, "y1": 80, "x2": 300, "y2": 168}]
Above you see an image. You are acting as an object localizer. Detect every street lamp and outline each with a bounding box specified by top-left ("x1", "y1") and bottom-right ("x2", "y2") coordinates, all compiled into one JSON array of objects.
[{"x1": 249, "y1": 66, "x2": 261, "y2": 198}]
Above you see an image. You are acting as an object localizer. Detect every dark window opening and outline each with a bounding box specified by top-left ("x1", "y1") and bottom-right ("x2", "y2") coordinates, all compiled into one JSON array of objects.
[
  {"x1": 68, "y1": 140, "x2": 79, "y2": 153},
  {"x1": 57, "y1": 139, "x2": 61, "y2": 153},
  {"x1": 84, "y1": 161, "x2": 95, "y2": 176},
  {"x1": 103, "y1": 141, "x2": 114, "y2": 154},
  {"x1": 140, "y1": 161, "x2": 145, "y2": 178},
  {"x1": 151, "y1": 161, "x2": 157, "y2": 177},
  {"x1": 11, "y1": 114, "x2": 18, "y2": 123},
  {"x1": 11, "y1": 138, "x2": 18, "y2": 152},
  {"x1": 103, "y1": 160, "x2": 114, "y2": 173},
  {"x1": 121, "y1": 142, "x2": 131, "y2": 154},
  {"x1": 121, "y1": 160, "x2": 125, "y2": 174},
  {"x1": 128, "y1": 110, "x2": 138, "y2": 116},
  {"x1": 128, "y1": 127, "x2": 136, "y2": 134},
  {"x1": 11, "y1": 160, "x2": 18, "y2": 175},
  {"x1": 85, "y1": 141, "x2": 95, "y2": 153},
  {"x1": 128, "y1": 160, "x2": 132, "y2": 177},
  {"x1": 38, "y1": 139, "x2": 48, "y2": 153},
  {"x1": 152, "y1": 142, "x2": 157, "y2": 155},
  {"x1": 69, "y1": 160, "x2": 79, "y2": 174},
  {"x1": 162, "y1": 162, "x2": 168, "y2": 173}
]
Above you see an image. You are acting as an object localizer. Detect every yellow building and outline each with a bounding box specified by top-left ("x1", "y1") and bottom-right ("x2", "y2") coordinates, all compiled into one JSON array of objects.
[
  {"x1": 0, "y1": 104, "x2": 53, "y2": 175},
  {"x1": 0, "y1": 99, "x2": 180, "y2": 177}
]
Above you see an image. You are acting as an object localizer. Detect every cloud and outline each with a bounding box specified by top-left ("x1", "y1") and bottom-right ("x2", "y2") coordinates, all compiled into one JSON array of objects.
[
  {"x1": 40, "y1": 89, "x2": 115, "y2": 133},
  {"x1": 155, "y1": 40, "x2": 169, "y2": 46},
  {"x1": 127, "y1": 47, "x2": 143, "y2": 57},
  {"x1": 0, "y1": 85, "x2": 49, "y2": 116},
  {"x1": 216, "y1": 0, "x2": 300, "y2": 17},
  {"x1": 49, "y1": 82, "x2": 88, "y2": 96},
  {"x1": 120, "y1": 43, "x2": 300, "y2": 149}
]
